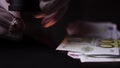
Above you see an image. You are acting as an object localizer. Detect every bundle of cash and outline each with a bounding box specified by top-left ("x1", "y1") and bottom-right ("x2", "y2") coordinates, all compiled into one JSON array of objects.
[{"x1": 56, "y1": 22, "x2": 120, "y2": 63}]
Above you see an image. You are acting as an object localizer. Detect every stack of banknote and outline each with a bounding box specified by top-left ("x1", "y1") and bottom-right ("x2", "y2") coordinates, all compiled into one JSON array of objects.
[{"x1": 56, "y1": 22, "x2": 120, "y2": 63}]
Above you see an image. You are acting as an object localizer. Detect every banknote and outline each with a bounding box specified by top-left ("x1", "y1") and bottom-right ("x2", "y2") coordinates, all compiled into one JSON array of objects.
[
  {"x1": 56, "y1": 22, "x2": 120, "y2": 55},
  {"x1": 79, "y1": 54, "x2": 120, "y2": 63},
  {"x1": 67, "y1": 51, "x2": 120, "y2": 62},
  {"x1": 56, "y1": 37, "x2": 120, "y2": 55}
]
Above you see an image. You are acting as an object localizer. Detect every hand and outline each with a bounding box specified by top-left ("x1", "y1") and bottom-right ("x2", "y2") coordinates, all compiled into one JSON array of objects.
[
  {"x1": 34, "y1": 0, "x2": 70, "y2": 28},
  {"x1": 34, "y1": 6, "x2": 68, "y2": 28},
  {"x1": 5, "y1": 0, "x2": 70, "y2": 28}
]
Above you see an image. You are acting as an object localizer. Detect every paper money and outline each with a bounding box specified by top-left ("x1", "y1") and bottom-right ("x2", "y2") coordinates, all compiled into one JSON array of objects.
[
  {"x1": 67, "y1": 51, "x2": 120, "y2": 62},
  {"x1": 79, "y1": 54, "x2": 120, "y2": 63},
  {"x1": 56, "y1": 37, "x2": 120, "y2": 55},
  {"x1": 56, "y1": 22, "x2": 120, "y2": 55},
  {"x1": 56, "y1": 21, "x2": 120, "y2": 63}
]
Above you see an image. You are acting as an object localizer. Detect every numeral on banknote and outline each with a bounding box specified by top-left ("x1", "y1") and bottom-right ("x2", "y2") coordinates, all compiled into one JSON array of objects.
[{"x1": 98, "y1": 39, "x2": 119, "y2": 48}]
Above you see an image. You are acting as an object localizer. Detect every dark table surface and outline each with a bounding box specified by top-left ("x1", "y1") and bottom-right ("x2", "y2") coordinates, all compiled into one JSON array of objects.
[{"x1": 0, "y1": 36, "x2": 120, "y2": 68}]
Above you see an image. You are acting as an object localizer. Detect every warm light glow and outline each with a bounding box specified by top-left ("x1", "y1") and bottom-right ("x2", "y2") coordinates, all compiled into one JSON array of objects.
[
  {"x1": 43, "y1": 19, "x2": 56, "y2": 28},
  {"x1": 34, "y1": 12, "x2": 58, "y2": 28},
  {"x1": 34, "y1": 13, "x2": 47, "y2": 19}
]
